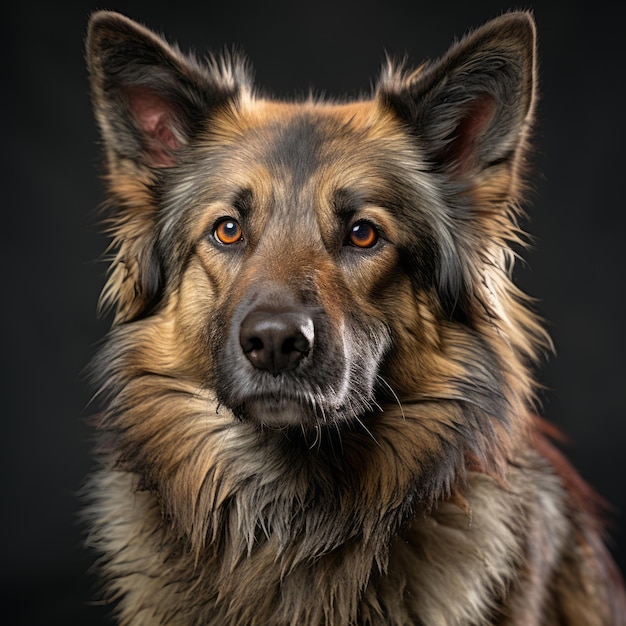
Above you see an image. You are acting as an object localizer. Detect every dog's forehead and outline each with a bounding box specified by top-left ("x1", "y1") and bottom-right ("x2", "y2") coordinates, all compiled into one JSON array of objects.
[{"x1": 207, "y1": 99, "x2": 411, "y2": 189}]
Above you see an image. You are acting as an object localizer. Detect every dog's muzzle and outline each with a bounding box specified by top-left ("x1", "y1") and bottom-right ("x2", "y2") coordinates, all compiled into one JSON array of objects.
[{"x1": 214, "y1": 284, "x2": 388, "y2": 429}]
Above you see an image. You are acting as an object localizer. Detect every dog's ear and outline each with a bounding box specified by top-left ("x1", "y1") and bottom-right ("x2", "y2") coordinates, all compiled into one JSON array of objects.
[
  {"x1": 86, "y1": 11, "x2": 245, "y2": 170},
  {"x1": 86, "y1": 12, "x2": 249, "y2": 323},
  {"x1": 377, "y1": 12, "x2": 536, "y2": 189}
]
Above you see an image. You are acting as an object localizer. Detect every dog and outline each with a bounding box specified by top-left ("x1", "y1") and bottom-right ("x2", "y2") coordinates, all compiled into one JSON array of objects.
[{"x1": 84, "y1": 10, "x2": 626, "y2": 625}]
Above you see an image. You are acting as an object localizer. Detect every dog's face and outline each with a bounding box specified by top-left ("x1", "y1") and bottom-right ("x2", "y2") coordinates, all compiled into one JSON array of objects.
[
  {"x1": 177, "y1": 99, "x2": 473, "y2": 428},
  {"x1": 88, "y1": 12, "x2": 543, "y2": 439},
  {"x1": 196, "y1": 103, "x2": 402, "y2": 427}
]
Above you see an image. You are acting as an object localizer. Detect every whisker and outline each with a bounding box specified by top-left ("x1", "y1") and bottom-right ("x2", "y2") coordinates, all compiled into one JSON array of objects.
[
  {"x1": 353, "y1": 413, "x2": 380, "y2": 447},
  {"x1": 333, "y1": 420, "x2": 344, "y2": 455},
  {"x1": 377, "y1": 375, "x2": 406, "y2": 420},
  {"x1": 303, "y1": 389, "x2": 323, "y2": 451},
  {"x1": 309, "y1": 424, "x2": 322, "y2": 451}
]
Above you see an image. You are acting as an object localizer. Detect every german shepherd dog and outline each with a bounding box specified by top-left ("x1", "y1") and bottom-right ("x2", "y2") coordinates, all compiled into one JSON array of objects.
[{"x1": 85, "y1": 10, "x2": 626, "y2": 625}]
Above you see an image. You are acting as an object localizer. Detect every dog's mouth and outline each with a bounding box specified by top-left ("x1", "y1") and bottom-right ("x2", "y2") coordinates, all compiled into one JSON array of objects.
[{"x1": 232, "y1": 393, "x2": 332, "y2": 428}]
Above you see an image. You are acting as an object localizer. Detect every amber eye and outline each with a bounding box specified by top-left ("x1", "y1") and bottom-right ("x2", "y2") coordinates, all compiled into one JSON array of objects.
[
  {"x1": 347, "y1": 221, "x2": 379, "y2": 248},
  {"x1": 214, "y1": 218, "x2": 243, "y2": 245}
]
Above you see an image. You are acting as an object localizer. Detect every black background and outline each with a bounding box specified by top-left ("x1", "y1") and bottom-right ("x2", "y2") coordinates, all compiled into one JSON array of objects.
[{"x1": 3, "y1": 1, "x2": 625, "y2": 623}]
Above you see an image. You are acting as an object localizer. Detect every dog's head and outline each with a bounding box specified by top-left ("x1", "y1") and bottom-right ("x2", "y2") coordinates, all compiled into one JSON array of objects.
[{"x1": 88, "y1": 12, "x2": 547, "y2": 440}]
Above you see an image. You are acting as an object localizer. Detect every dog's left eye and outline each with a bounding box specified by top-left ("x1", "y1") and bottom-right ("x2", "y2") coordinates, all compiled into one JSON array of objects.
[
  {"x1": 214, "y1": 218, "x2": 243, "y2": 245},
  {"x1": 347, "y1": 221, "x2": 379, "y2": 248}
]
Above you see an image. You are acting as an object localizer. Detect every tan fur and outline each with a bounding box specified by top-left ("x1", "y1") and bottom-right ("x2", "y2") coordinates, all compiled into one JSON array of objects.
[{"x1": 84, "y1": 11, "x2": 626, "y2": 625}]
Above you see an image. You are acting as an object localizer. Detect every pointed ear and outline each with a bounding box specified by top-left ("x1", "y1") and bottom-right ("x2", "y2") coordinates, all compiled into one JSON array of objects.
[
  {"x1": 86, "y1": 11, "x2": 247, "y2": 171},
  {"x1": 377, "y1": 12, "x2": 536, "y2": 183},
  {"x1": 86, "y1": 12, "x2": 250, "y2": 324}
]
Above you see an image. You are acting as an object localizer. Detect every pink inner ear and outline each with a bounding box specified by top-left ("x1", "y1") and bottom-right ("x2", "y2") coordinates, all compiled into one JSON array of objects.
[
  {"x1": 127, "y1": 87, "x2": 181, "y2": 167},
  {"x1": 443, "y1": 93, "x2": 497, "y2": 174}
]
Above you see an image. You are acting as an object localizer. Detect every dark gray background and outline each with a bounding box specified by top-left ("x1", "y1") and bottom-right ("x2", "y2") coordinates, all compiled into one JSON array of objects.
[{"x1": 3, "y1": 1, "x2": 624, "y2": 623}]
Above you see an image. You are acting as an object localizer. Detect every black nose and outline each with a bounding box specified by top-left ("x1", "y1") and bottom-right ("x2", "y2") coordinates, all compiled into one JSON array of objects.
[{"x1": 239, "y1": 310, "x2": 314, "y2": 375}]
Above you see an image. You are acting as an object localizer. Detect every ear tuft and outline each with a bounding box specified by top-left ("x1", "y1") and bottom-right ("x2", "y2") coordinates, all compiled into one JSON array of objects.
[
  {"x1": 125, "y1": 86, "x2": 182, "y2": 167},
  {"x1": 436, "y1": 93, "x2": 498, "y2": 175}
]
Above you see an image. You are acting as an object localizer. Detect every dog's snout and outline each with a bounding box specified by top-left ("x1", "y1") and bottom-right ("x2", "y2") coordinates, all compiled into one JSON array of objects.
[{"x1": 240, "y1": 310, "x2": 314, "y2": 376}]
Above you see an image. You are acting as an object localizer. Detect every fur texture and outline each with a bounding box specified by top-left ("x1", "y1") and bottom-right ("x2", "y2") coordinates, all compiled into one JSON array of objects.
[{"x1": 84, "y1": 11, "x2": 626, "y2": 625}]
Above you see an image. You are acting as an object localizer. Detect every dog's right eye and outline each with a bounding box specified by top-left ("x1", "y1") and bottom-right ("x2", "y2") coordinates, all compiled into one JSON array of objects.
[
  {"x1": 214, "y1": 218, "x2": 243, "y2": 245},
  {"x1": 346, "y1": 220, "x2": 379, "y2": 249}
]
